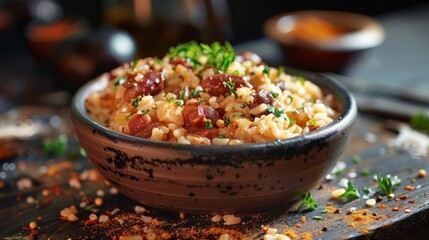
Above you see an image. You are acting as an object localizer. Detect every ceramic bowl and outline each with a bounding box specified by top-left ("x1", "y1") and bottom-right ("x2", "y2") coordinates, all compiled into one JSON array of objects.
[
  {"x1": 71, "y1": 69, "x2": 357, "y2": 214},
  {"x1": 264, "y1": 10, "x2": 385, "y2": 72}
]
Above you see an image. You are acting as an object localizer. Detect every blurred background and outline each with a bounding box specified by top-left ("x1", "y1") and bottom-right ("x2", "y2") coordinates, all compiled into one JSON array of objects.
[{"x1": 0, "y1": 0, "x2": 428, "y2": 113}]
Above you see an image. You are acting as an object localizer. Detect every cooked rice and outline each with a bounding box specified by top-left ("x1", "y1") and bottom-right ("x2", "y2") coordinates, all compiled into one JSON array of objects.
[{"x1": 85, "y1": 44, "x2": 338, "y2": 145}]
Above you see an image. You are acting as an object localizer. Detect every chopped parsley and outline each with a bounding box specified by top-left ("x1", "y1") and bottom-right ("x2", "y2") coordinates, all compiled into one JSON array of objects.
[
  {"x1": 308, "y1": 119, "x2": 317, "y2": 127},
  {"x1": 190, "y1": 89, "x2": 201, "y2": 98},
  {"x1": 352, "y1": 154, "x2": 362, "y2": 164},
  {"x1": 278, "y1": 66, "x2": 285, "y2": 75},
  {"x1": 132, "y1": 59, "x2": 139, "y2": 70},
  {"x1": 373, "y1": 174, "x2": 401, "y2": 195},
  {"x1": 132, "y1": 96, "x2": 142, "y2": 107},
  {"x1": 225, "y1": 80, "x2": 238, "y2": 98},
  {"x1": 205, "y1": 119, "x2": 213, "y2": 129},
  {"x1": 179, "y1": 90, "x2": 186, "y2": 100},
  {"x1": 125, "y1": 112, "x2": 135, "y2": 121},
  {"x1": 361, "y1": 169, "x2": 371, "y2": 176},
  {"x1": 232, "y1": 113, "x2": 242, "y2": 118},
  {"x1": 232, "y1": 70, "x2": 241, "y2": 76},
  {"x1": 297, "y1": 192, "x2": 317, "y2": 212},
  {"x1": 410, "y1": 111, "x2": 429, "y2": 132},
  {"x1": 153, "y1": 57, "x2": 163, "y2": 65},
  {"x1": 263, "y1": 65, "x2": 270, "y2": 76},
  {"x1": 287, "y1": 95, "x2": 293, "y2": 104},
  {"x1": 168, "y1": 41, "x2": 235, "y2": 73},
  {"x1": 267, "y1": 104, "x2": 287, "y2": 119},
  {"x1": 224, "y1": 117, "x2": 231, "y2": 126},
  {"x1": 42, "y1": 134, "x2": 69, "y2": 157},
  {"x1": 295, "y1": 76, "x2": 306, "y2": 85},
  {"x1": 239, "y1": 103, "x2": 247, "y2": 109},
  {"x1": 338, "y1": 181, "x2": 361, "y2": 201},
  {"x1": 289, "y1": 119, "x2": 296, "y2": 126},
  {"x1": 114, "y1": 77, "x2": 126, "y2": 86},
  {"x1": 270, "y1": 91, "x2": 279, "y2": 98},
  {"x1": 198, "y1": 98, "x2": 206, "y2": 104},
  {"x1": 167, "y1": 97, "x2": 175, "y2": 103}
]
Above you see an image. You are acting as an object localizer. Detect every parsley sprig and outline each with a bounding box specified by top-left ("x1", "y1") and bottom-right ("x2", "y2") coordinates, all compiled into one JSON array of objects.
[
  {"x1": 373, "y1": 174, "x2": 401, "y2": 195},
  {"x1": 338, "y1": 181, "x2": 361, "y2": 201},
  {"x1": 267, "y1": 104, "x2": 288, "y2": 119},
  {"x1": 168, "y1": 41, "x2": 235, "y2": 73},
  {"x1": 298, "y1": 192, "x2": 317, "y2": 212}
]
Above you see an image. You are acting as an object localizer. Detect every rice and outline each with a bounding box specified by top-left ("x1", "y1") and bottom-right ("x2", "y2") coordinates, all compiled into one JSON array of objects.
[{"x1": 85, "y1": 42, "x2": 337, "y2": 145}]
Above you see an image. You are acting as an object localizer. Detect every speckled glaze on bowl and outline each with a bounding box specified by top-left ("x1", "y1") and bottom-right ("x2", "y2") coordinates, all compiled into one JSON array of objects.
[{"x1": 71, "y1": 69, "x2": 357, "y2": 214}]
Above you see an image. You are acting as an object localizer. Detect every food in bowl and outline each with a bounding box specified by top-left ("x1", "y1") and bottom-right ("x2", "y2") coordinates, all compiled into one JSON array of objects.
[
  {"x1": 85, "y1": 41, "x2": 337, "y2": 145},
  {"x1": 71, "y1": 41, "x2": 357, "y2": 213},
  {"x1": 264, "y1": 10, "x2": 385, "y2": 72}
]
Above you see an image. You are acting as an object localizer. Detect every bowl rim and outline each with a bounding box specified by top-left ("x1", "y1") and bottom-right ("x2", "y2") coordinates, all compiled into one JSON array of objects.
[
  {"x1": 71, "y1": 69, "x2": 357, "y2": 151},
  {"x1": 263, "y1": 10, "x2": 385, "y2": 51}
]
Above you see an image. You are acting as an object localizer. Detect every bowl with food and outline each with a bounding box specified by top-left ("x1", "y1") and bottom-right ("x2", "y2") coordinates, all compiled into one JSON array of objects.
[
  {"x1": 71, "y1": 41, "x2": 357, "y2": 213},
  {"x1": 264, "y1": 10, "x2": 385, "y2": 72}
]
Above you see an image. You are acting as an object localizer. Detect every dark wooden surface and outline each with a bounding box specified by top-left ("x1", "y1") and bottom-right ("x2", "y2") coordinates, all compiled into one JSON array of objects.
[{"x1": 0, "y1": 112, "x2": 428, "y2": 240}]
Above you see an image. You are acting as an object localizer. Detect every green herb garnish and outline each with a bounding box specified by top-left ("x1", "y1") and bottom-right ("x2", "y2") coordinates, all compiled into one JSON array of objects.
[
  {"x1": 278, "y1": 66, "x2": 285, "y2": 75},
  {"x1": 267, "y1": 104, "x2": 287, "y2": 119},
  {"x1": 308, "y1": 119, "x2": 317, "y2": 127},
  {"x1": 263, "y1": 65, "x2": 270, "y2": 76},
  {"x1": 132, "y1": 59, "x2": 139, "y2": 70},
  {"x1": 298, "y1": 192, "x2": 317, "y2": 212},
  {"x1": 232, "y1": 70, "x2": 241, "y2": 76},
  {"x1": 373, "y1": 174, "x2": 401, "y2": 195},
  {"x1": 287, "y1": 95, "x2": 293, "y2": 104},
  {"x1": 179, "y1": 90, "x2": 186, "y2": 100},
  {"x1": 232, "y1": 113, "x2": 243, "y2": 118},
  {"x1": 169, "y1": 41, "x2": 235, "y2": 73},
  {"x1": 295, "y1": 76, "x2": 306, "y2": 85},
  {"x1": 153, "y1": 57, "x2": 163, "y2": 65},
  {"x1": 205, "y1": 119, "x2": 213, "y2": 129},
  {"x1": 132, "y1": 96, "x2": 142, "y2": 107},
  {"x1": 114, "y1": 77, "x2": 126, "y2": 86},
  {"x1": 125, "y1": 112, "x2": 135, "y2": 121},
  {"x1": 225, "y1": 80, "x2": 238, "y2": 98},
  {"x1": 313, "y1": 216, "x2": 323, "y2": 220},
  {"x1": 190, "y1": 89, "x2": 201, "y2": 98},
  {"x1": 289, "y1": 119, "x2": 296, "y2": 126},
  {"x1": 84, "y1": 204, "x2": 99, "y2": 213},
  {"x1": 270, "y1": 91, "x2": 279, "y2": 98},
  {"x1": 224, "y1": 117, "x2": 231, "y2": 126},
  {"x1": 410, "y1": 111, "x2": 429, "y2": 132},
  {"x1": 239, "y1": 103, "x2": 247, "y2": 109},
  {"x1": 352, "y1": 155, "x2": 362, "y2": 164},
  {"x1": 361, "y1": 169, "x2": 371, "y2": 176},
  {"x1": 42, "y1": 134, "x2": 69, "y2": 157},
  {"x1": 338, "y1": 181, "x2": 361, "y2": 201}
]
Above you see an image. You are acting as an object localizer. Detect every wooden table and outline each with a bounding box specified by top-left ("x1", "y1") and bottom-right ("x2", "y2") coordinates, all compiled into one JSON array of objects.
[{"x1": 0, "y1": 111, "x2": 428, "y2": 240}]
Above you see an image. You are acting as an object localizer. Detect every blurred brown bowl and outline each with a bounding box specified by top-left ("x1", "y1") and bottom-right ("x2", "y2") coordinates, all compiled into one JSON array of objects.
[
  {"x1": 264, "y1": 10, "x2": 385, "y2": 72},
  {"x1": 26, "y1": 18, "x2": 86, "y2": 62}
]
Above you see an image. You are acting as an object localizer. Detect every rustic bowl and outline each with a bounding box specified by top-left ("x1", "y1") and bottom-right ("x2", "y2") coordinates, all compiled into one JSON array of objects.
[
  {"x1": 264, "y1": 10, "x2": 385, "y2": 72},
  {"x1": 71, "y1": 69, "x2": 357, "y2": 214}
]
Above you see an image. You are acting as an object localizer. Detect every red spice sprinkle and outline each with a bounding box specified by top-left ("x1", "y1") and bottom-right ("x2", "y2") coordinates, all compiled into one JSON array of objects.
[
  {"x1": 60, "y1": 216, "x2": 69, "y2": 221},
  {"x1": 404, "y1": 185, "x2": 415, "y2": 190},
  {"x1": 408, "y1": 199, "x2": 416, "y2": 204},
  {"x1": 378, "y1": 204, "x2": 388, "y2": 209},
  {"x1": 295, "y1": 224, "x2": 302, "y2": 228},
  {"x1": 22, "y1": 226, "x2": 31, "y2": 231},
  {"x1": 31, "y1": 229, "x2": 39, "y2": 235},
  {"x1": 386, "y1": 214, "x2": 391, "y2": 218},
  {"x1": 392, "y1": 207, "x2": 401, "y2": 211},
  {"x1": 83, "y1": 219, "x2": 98, "y2": 225},
  {"x1": 399, "y1": 195, "x2": 407, "y2": 200},
  {"x1": 394, "y1": 198, "x2": 400, "y2": 202},
  {"x1": 43, "y1": 197, "x2": 53, "y2": 206}
]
